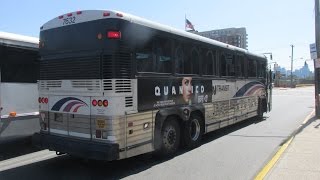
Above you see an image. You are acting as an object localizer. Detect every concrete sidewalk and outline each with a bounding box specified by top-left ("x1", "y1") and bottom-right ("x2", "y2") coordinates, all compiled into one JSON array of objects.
[{"x1": 265, "y1": 116, "x2": 320, "y2": 179}]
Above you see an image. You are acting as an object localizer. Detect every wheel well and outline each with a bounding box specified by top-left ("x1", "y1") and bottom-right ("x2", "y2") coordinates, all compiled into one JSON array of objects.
[{"x1": 164, "y1": 115, "x2": 183, "y2": 128}]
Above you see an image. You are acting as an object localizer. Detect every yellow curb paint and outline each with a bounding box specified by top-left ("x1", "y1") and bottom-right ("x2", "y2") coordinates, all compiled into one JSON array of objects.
[
  {"x1": 254, "y1": 137, "x2": 293, "y2": 180},
  {"x1": 302, "y1": 109, "x2": 315, "y2": 124},
  {"x1": 254, "y1": 110, "x2": 315, "y2": 180}
]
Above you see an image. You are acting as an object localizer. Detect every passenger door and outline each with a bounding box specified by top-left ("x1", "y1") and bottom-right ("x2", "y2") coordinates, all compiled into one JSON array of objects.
[{"x1": 267, "y1": 69, "x2": 272, "y2": 111}]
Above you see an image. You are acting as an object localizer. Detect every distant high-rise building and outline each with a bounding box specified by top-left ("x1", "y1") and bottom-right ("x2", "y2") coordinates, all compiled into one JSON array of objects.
[
  {"x1": 195, "y1": 27, "x2": 248, "y2": 49},
  {"x1": 293, "y1": 61, "x2": 313, "y2": 78}
]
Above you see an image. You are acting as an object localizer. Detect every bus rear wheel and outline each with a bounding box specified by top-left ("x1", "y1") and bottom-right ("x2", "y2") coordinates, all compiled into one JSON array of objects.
[
  {"x1": 159, "y1": 117, "x2": 181, "y2": 156},
  {"x1": 183, "y1": 114, "x2": 203, "y2": 149}
]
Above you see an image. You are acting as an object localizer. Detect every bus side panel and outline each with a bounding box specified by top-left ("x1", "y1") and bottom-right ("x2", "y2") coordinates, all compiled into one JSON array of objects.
[{"x1": 1, "y1": 83, "x2": 38, "y2": 117}]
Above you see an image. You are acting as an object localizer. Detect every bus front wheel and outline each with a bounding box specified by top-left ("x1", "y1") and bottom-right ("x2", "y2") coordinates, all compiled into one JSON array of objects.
[{"x1": 159, "y1": 117, "x2": 181, "y2": 156}]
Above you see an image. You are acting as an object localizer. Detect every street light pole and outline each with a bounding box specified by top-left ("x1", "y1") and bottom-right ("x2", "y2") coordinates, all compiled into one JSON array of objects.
[
  {"x1": 290, "y1": 44, "x2": 294, "y2": 88},
  {"x1": 315, "y1": 0, "x2": 320, "y2": 117}
]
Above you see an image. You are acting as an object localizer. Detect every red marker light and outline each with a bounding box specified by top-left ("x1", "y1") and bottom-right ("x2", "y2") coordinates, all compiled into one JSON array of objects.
[
  {"x1": 92, "y1": 100, "x2": 98, "y2": 106},
  {"x1": 96, "y1": 130, "x2": 101, "y2": 138},
  {"x1": 58, "y1": 15, "x2": 64, "y2": 19},
  {"x1": 67, "y1": 13, "x2": 72, "y2": 17},
  {"x1": 103, "y1": 100, "x2": 108, "y2": 107},
  {"x1": 76, "y1": 11, "x2": 82, "y2": 15},
  {"x1": 116, "y1": 13, "x2": 123, "y2": 17},
  {"x1": 107, "y1": 31, "x2": 121, "y2": 39},
  {"x1": 98, "y1": 100, "x2": 103, "y2": 107},
  {"x1": 103, "y1": 12, "x2": 110, "y2": 17}
]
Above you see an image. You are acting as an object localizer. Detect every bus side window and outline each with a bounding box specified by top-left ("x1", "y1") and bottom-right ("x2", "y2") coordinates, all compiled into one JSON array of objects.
[
  {"x1": 220, "y1": 53, "x2": 226, "y2": 76},
  {"x1": 203, "y1": 50, "x2": 217, "y2": 76},
  {"x1": 259, "y1": 61, "x2": 267, "y2": 78},
  {"x1": 262, "y1": 62, "x2": 267, "y2": 78},
  {"x1": 221, "y1": 52, "x2": 235, "y2": 77},
  {"x1": 136, "y1": 42, "x2": 154, "y2": 72},
  {"x1": 236, "y1": 55, "x2": 244, "y2": 77},
  {"x1": 156, "y1": 38, "x2": 172, "y2": 73},
  {"x1": 175, "y1": 46, "x2": 184, "y2": 74},
  {"x1": 203, "y1": 50, "x2": 213, "y2": 75},
  {"x1": 188, "y1": 47, "x2": 200, "y2": 75},
  {"x1": 248, "y1": 59, "x2": 257, "y2": 77}
]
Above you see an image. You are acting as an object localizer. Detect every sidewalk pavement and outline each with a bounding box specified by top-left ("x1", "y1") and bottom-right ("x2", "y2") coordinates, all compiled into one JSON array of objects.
[{"x1": 265, "y1": 115, "x2": 320, "y2": 180}]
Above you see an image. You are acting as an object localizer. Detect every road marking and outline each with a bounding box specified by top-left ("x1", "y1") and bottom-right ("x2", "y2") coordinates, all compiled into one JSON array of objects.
[
  {"x1": 0, "y1": 150, "x2": 57, "y2": 172},
  {"x1": 254, "y1": 109, "x2": 315, "y2": 180}
]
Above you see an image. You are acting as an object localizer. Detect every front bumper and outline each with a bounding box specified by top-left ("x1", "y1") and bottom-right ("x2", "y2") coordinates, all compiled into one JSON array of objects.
[{"x1": 32, "y1": 132, "x2": 119, "y2": 161}]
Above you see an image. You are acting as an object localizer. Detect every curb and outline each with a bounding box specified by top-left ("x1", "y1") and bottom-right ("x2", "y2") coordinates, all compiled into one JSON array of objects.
[{"x1": 254, "y1": 110, "x2": 315, "y2": 180}]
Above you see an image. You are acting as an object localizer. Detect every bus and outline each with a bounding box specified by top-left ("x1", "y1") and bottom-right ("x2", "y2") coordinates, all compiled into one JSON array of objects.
[
  {"x1": 0, "y1": 31, "x2": 39, "y2": 141},
  {"x1": 33, "y1": 10, "x2": 272, "y2": 160}
]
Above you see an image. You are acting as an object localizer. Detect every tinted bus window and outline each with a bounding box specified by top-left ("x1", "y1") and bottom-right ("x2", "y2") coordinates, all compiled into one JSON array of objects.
[
  {"x1": 226, "y1": 54, "x2": 235, "y2": 77},
  {"x1": 203, "y1": 50, "x2": 217, "y2": 76},
  {"x1": 203, "y1": 50, "x2": 213, "y2": 75},
  {"x1": 156, "y1": 38, "x2": 172, "y2": 73},
  {"x1": 188, "y1": 47, "x2": 199, "y2": 74},
  {"x1": 248, "y1": 59, "x2": 257, "y2": 77},
  {"x1": 175, "y1": 46, "x2": 184, "y2": 74},
  {"x1": 221, "y1": 53, "x2": 235, "y2": 77},
  {"x1": 258, "y1": 61, "x2": 266, "y2": 78},
  {"x1": 220, "y1": 53, "x2": 226, "y2": 76},
  {"x1": 236, "y1": 55, "x2": 245, "y2": 77},
  {"x1": 0, "y1": 46, "x2": 38, "y2": 83},
  {"x1": 136, "y1": 41, "x2": 153, "y2": 72}
]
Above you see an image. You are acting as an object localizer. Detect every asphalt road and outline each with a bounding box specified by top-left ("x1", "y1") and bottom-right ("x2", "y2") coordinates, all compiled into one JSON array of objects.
[{"x1": 0, "y1": 86, "x2": 315, "y2": 180}]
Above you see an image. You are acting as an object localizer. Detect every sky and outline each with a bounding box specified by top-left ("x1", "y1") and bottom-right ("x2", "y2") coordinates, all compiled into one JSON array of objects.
[{"x1": 0, "y1": 0, "x2": 316, "y2": 71}]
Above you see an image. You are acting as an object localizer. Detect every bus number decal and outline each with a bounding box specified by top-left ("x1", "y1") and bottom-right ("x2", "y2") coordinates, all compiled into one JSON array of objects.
[{"x1": 63, "y1": 17, "x2": 76, "y2": 25}]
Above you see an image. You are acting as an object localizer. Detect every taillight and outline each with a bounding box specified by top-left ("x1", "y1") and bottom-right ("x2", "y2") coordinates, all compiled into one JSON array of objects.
[
  {"x1": 98, "y1": 100, "x2": 103, "y2": 107},
  {"x1": 96, "y1": 130, "x2": 102, "y2": 138},
  {"x1": 107, "y1": 31, "x2": 121, "y2": 39},
  {"x1": 39, "y1": 97, "x2": 48, "y2": 104},
  {"x1": 103, "y1": 100, "x2": 108, "y2": 107},
  {"x1": 92, "y1": 99, "x2": 108, "y2": 108},
  {"x1": 92, "y1": 100, "x2": 98, "y2": 106}
]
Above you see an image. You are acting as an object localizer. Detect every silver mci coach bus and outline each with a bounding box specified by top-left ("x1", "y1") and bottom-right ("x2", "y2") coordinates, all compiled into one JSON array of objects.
[{"x1": 33, "y1": 10, "x2": 272, "y2": 161}]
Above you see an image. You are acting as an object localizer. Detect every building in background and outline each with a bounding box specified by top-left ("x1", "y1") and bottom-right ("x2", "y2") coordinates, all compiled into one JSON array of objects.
[
  {"x1": 195, "y1": 27, "x2": 248, "y2": 49},
  {"x1": 293, "y1": 61, "x2": 313, "y2": 79}
]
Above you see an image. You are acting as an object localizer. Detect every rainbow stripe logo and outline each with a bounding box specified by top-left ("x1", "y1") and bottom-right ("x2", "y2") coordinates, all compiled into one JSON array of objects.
[
  {"x1": 234, "y1": 81, "x2": 265, "y2": 97},
  {"x1": 51, "y1": 97, "x2": 88, "y2": 112}
]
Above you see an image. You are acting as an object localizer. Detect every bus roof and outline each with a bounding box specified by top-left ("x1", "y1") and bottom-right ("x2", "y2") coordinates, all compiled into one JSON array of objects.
[
  {"x1": 41, "y1": 10, "x2": 265, "y2": 59},
  {"x1": 0, "y1": 31, "x2": 38, "y2": 49}
]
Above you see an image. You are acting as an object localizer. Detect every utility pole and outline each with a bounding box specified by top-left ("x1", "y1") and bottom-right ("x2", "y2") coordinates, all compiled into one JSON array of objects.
[
  {"x1": 290, "y1": 44, "x2": 294, "y2": 88},
  {"x1": 315, "y1": 0, "x2": 320, "y2": 117}
]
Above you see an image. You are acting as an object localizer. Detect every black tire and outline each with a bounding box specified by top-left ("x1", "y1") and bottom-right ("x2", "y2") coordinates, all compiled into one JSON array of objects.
[
  {"x1": 257, "y1": 98, "x2": 265, "y2": 120},
  {"x1": 183, "y1": 114, "x2": 204, "y2": 149},
  {"x1": 158, "y1": 117, "x2": 181, "y2": 156}
]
